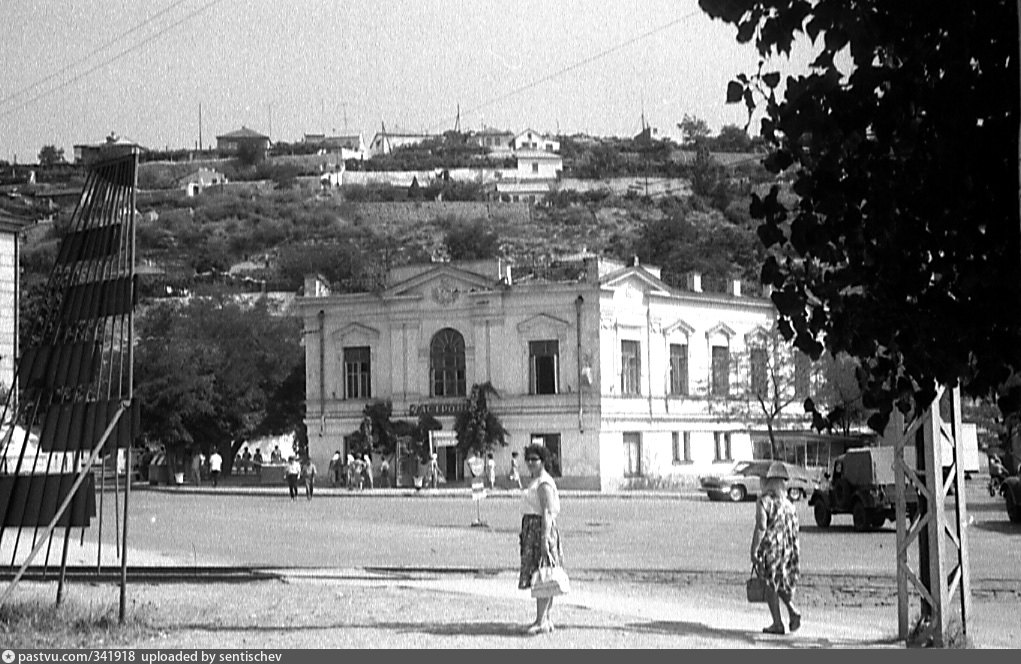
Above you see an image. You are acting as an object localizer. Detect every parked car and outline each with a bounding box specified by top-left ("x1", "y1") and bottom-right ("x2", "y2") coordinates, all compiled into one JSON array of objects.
[{"x1": 699, "y1": 460, "x2": 818, "y2": 502}]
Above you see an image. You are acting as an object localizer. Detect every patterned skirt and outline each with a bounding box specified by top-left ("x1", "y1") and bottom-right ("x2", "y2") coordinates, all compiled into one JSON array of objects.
[{"x1": 518, "y1": 514, "x2": 564, "y2": 589}]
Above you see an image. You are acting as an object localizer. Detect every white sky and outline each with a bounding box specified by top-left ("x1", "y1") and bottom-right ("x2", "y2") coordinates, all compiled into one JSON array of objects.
[{"x1": 0, "y1": 0, "x2": 820, "y2": 162}]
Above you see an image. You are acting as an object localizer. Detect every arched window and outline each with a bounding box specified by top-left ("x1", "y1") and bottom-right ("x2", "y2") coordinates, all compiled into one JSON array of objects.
[{"x1": 430, "y1": 328, "x2": 466, "y2": 397}]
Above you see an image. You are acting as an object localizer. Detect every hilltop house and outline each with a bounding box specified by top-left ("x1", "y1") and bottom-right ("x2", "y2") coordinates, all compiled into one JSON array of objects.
[
  {"x1": 368, "y1": 131, "x2": 437, "y2": 158},
  {"x1": 216, "y1": 127, "x2": 271, "y2": 158},
  {"x1": 304, "y1": 133, "x2": 367, "y2": 161},
  {"x1": 468, "y1": 128, "x2": 515, "y2": 152},
  {"x1": 511, "y1": 129, "x2": 560, "y2": 153},
  {"x1": 177, "y1": 168, "x2": 227, "y2": 197}
]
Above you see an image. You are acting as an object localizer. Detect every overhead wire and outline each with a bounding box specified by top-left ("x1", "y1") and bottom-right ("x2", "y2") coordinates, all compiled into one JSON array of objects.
[
  {"x1": 423, "y1": 9, "x2": 703, "y2": 135},
  {"x1": 0, "y1": 0, "x2": 197, "y2": 110},
  {"x1": 0, "y1": 0, "x2": 230, "y2": 120}
]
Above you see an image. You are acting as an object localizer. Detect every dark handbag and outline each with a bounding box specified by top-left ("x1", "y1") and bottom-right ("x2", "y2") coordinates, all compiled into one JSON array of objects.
[{"x1": 746, "y1": 572, "x2": 767, "y2": 603}]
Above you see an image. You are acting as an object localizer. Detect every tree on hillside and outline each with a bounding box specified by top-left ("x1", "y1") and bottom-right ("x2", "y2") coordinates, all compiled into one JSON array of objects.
[
  {"x1": 134, "y1": 297, "x2": 303, "y2": 473},
  {"x1": 37, "y1": 145, "x2": 65, "y2": 166},
  {"x1": 444, "y1": 221, "x2": 500, "y2": 260},
  {"x1": 699, "y1": 0, "x2": 1021, "y2": 431},
  {"x1": 678, "y1": 114, "x2": 712, "y2": 147}
]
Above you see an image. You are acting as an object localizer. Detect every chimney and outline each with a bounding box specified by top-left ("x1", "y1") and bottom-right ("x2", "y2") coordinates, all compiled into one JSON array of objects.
[
  {"x1": 685, "y1": 272, "x2": 702, "y2": 293},
  {"x1": 731, "y1": 279, "x2": 742, "y2": 297}
]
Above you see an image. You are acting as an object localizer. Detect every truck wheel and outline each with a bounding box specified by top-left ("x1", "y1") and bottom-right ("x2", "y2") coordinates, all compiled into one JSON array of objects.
[
  {"x1": 813, "y1": 502, "x2": 832, "y2": 528},
  {"x1": 852, "y1": 501, "x2": 869, "y2": 532},
  {"x1": 870, "y1": 513, "x2": 887, "y2": 529},
  {"x1": 1007, "y1": 489, "x2": 1021, "y2": 524},
  {"x1": 729, "y1": 485, "x2": 747, "y2": 502}
]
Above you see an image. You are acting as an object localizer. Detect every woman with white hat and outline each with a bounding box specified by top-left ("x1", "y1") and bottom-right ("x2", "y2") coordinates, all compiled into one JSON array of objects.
[{"x1": 750, "y1": 461, "x2": 802, "y2": 635}]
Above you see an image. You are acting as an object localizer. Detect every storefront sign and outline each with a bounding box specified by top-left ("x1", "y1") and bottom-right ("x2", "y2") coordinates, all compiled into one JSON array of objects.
[
  {"x1": 430, "y1": 431, "x2": 458, "y2": 448},
  {"x1": 408, "y1": 402, "x2": 468, "y2": 416}
]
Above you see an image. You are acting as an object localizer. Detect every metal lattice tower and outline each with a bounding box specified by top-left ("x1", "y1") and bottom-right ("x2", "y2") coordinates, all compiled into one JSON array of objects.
[
  {"x1": 888, "y1": 385, "x2": 972, "y2": 647},
  {"x1": 0, "y1": 140, "x2": 139, "y2": 621}
]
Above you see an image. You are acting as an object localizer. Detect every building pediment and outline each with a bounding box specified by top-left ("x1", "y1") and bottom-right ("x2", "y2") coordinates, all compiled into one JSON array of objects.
[
  {"x1": 600, "y1": 267, "x2": 673, "y2": 297},
  {"x1": 516, "y1": 313, "x2": 571, "y2": 335},
  {"x1": 663, "y1": 319, "x2": 696, "y2": 338},
  {"x1": 384, "y1": 265, "x2": 499, "y2": 304},
  {"x1": 330, "y1": 322, "x2": 380, "y2": 345},
  {"x1": 705, "y1": 322, "x2": 736, "y2": 340}
]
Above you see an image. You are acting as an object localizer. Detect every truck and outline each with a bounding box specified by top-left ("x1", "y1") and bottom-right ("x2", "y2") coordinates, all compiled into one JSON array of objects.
[{"x1": 809, "y1": 447, "x2": 918, "y2": 531}]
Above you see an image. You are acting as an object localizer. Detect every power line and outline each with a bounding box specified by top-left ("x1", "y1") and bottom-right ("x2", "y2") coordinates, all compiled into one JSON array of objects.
[
  {"x1": 425, "y1": 10, "x2": 703, "y2": 134},
  {"x1": 0, "y1": 0, "x2": 196, "y2": 110},
  {"x1": 0, "y1": 0, "x2": 229, "y2": 120}
]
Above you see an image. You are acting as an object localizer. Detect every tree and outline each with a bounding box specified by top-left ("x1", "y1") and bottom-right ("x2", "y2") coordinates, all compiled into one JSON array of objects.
[
  {"x1": 37, "y1": 145, "x2": 65, "y2": 166},
  {"x1": 444, "y1": 221, "x2": 500, "y2": 260},
  {"x1": 677, "y1": 114, "x2": 711, "y2": 148},
  {"x1": 453, "y1": 382, "x2": 509, "y2": 456},
  {"x1": 699, "y1": 0, "x2": 1021, "y2": 431},
  {"x1": 134, "y1": 296, "x2": 303, "y2": 472},
  {"x1": 713, "y1": 124, "x2": 755, "y2": 152}
]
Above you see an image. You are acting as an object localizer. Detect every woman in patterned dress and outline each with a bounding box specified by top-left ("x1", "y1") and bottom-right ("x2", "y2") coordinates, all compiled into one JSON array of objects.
[
  {"x1": 750, "y1": 461, "x2": 802, "y2": 635},
  {"x1": 518, "y1": 443, "x2": 563, "y2": 635}
]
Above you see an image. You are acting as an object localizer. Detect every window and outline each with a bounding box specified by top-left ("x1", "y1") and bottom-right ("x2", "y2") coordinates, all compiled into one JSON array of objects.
[
  {"x1": 623, "y1": 432, "x2": 642, "y2": 477},
  {"x1": 529, "y1": 340, "x2": 559, "y2": 395},
  {"x1": 794, "y1": 352, "x2": 811, "y2": 400},
  {"x1": 531, "y1": 162, "x2": 539, "y2": 173},
  {"x1": 343, "y1": 346, "x2": 371, "y2": 399},
  {"x1": 672, "y1": 432, "x2": 692, "y2": 464},
  {"x1": 711, "y1": 345, "x2": 730, "y2": 397},
  {"x1": 669, "y1": 343, "x2": 688, "y2": 396},
  {"x1": 430, "y1": 328, "x2": 466, "y2": 397},
  {"x1": 714, "y1": 432, "x2": 733, "y2": 462},
  {"x1": 530, "y1": 433, "x2": 562, "y2": 477},
  {"x1": 750, "y1": 346, "x2": 768, "y2": 396},
  {"x1": 621, "y1": 340, "x2": 641, "y2": 395}
]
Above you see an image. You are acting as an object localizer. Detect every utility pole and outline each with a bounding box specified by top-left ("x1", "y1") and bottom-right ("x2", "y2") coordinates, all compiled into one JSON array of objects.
[{"x1": 198, "y1": 103, "x2": 203, "y2": 152}]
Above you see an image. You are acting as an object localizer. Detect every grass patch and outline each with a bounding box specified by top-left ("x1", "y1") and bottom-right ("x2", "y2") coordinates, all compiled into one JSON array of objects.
[{"x1": 0, "y1": 595, "x2": 158, "y2": 648}]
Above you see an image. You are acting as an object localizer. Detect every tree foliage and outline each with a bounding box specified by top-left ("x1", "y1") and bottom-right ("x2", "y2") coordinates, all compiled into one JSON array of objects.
[
  {"x1": 134, "y1": 297, "x2": 303, "y2": 469},
  {"x1": 37, "y1": 145, "x2": 65, "y2": 166},
  {"x1": 453, "y1": 382, "x2": 509, "y2": 455},
  {"x1": 700, "y1": 0, "x2": 1021, "y2": 430}
]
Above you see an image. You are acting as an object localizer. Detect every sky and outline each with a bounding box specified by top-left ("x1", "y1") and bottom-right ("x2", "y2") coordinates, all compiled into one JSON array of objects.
[{"x1": 0, "y1": 0, "x2": 821, "y2": 163}]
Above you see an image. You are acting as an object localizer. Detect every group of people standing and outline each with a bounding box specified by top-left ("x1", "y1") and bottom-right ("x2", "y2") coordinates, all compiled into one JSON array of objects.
[{"x1": 328, "y1": 451, "x2": 391, "y2": 490}]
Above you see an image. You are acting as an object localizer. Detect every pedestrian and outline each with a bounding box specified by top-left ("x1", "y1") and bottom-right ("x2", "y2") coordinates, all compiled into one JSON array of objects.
[
  {"x1": 301, "y1": 457, "x2": 317, "y2": 501},
  {"x1": 285, "y1": 455, "x2": 301, "y2": 501},
  {"x1": 380, "y1": 456, "x2": 391, "y2": 488},
  {"x1": 509, "y1": 451, "x2": 522, "y2": 490},
  {"x1": 241, "y1": 446, "x2": 252, "y2": 475},
  {"x1": 346, "y1": 454, "x2": 357, "y2": 490},
  {"x1": 362, "y1": 453, "x2": 374, "y2": 490},
  {"x1": 208, "y1": 450, "x2": 222, "y2": 488},
  {"x1": 270, "y1": 445, "x2": 283, "y2": 464},
  {"x1": 428, "y1": 452, "x2": 440, "y2": 489},
  {"x1": 518, "y1": 444, "x2": 565, "y2": 635},
  {"x1": 329, "y1": 450, "x2": 342, "y2": 486},
  {"x1": 750, "y1": 461, "x2": 802, "y2": 635},
  {"x1": 190, "y1": 449, "x2": 203, "y2": 486},
  {"x1": 252, "y1": 448, "x2": 263, "y2": 478},
  {"x1": 485, "y1": 452, "x2": 496, "y2": 489}
]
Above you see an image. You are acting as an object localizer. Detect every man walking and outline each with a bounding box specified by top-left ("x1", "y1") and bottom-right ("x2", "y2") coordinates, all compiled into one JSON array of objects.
[{"x1": 208, "y1": 450, "x2": 222, "y2": 487}]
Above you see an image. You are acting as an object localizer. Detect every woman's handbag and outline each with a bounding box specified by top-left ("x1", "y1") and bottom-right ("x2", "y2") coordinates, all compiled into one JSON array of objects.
[
  {"x1": 531, "y1": 562, "x2": 571, "y2": 598},
  {"x1": 746, "y1": 572, "x2": 767, "y2": 603}
]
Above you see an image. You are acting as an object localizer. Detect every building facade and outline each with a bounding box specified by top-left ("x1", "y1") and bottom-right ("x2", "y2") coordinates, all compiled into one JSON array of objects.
[{"x1": 296, "y1": 257, "x2": 810, "y2": 490}]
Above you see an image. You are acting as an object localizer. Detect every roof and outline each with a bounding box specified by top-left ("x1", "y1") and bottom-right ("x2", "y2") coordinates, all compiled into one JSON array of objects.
[{"x1": 216, "y1": 127, "x2": 270, "y2": 140}]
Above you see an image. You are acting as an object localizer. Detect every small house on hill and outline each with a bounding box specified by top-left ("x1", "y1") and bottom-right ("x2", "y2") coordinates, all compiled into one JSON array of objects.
[{"x1": 216, "y1": 127, "x2": 271, "y2": 158}]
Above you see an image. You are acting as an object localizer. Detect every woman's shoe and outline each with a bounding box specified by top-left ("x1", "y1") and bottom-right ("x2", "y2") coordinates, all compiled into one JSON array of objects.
[
  {"x1": 762, "y1": 624, "x2": 786, "y2": 635},
  {"x1": 789, "y1": 613, "x2": 801, "y2": 633},
  {"x1": 524, "y1": 622, "x2": 543, "y2": 635}
]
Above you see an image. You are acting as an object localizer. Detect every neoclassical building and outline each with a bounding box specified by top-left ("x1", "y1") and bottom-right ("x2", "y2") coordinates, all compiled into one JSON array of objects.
[{"x1": 297, "y1": 256, "x2": 810, "y2": 490}]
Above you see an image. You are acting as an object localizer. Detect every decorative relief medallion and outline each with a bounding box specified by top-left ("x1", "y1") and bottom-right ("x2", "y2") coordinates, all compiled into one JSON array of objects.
[{"x1": 431, "y1": 278, "x2": 460, "y2": 305}]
